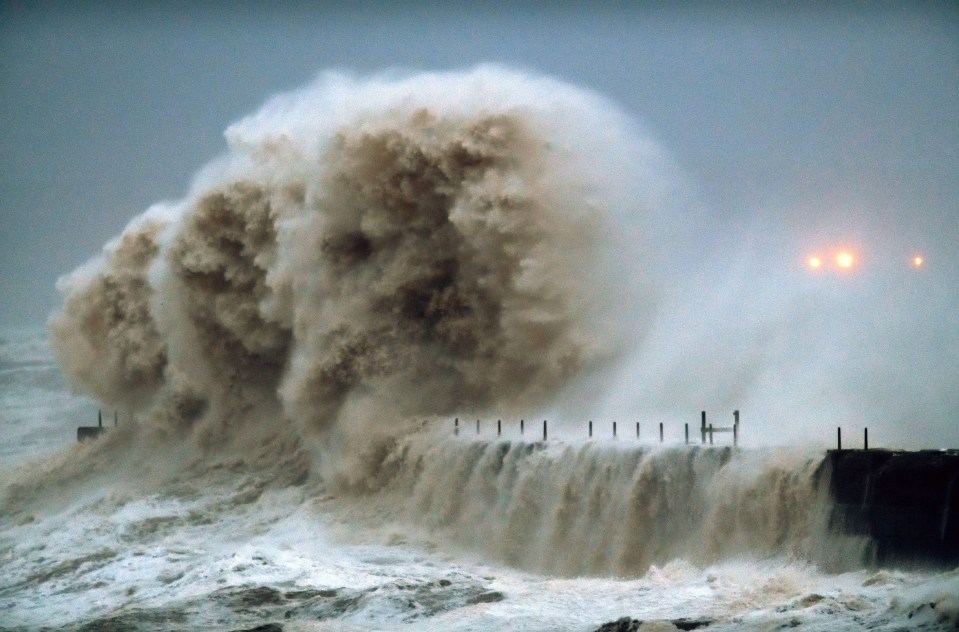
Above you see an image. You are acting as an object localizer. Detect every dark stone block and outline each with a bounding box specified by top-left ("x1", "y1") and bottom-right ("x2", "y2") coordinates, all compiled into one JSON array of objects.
[
  {"x1": 231, "y1": 625, "x2": 282, "y2": 632},
  {"x1": 594, "y1": 617, "x2": 640, "y2": 632},
  {"x1": 77, "y1": 426, "x2": 106, "y2": 441},
  {"x1": 823, "y1": 449, "x2": 959, "y2": 568},
  {"x1": 593, "y1": 617, "x2": 712, "y2": 631},
  {"x1": 465, "y1": 590, "x2": 504, "y2": 605}
]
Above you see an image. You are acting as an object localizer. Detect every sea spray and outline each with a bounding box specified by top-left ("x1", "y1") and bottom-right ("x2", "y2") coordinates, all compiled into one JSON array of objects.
[
  {"x1": 3, "y1": 66, "x2": 954, "y2": 631},
  {"x1": 48, "y1": 66, "x2": 668, "y2": 474},
  {"x1": 34, "y1": 67, "x2": 874, "y2": 582}
]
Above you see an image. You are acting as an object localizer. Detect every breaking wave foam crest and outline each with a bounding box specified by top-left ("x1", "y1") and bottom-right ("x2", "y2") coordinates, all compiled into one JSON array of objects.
[{"x1": 48, "y1": 66, "x2": 667, "y2": 471}]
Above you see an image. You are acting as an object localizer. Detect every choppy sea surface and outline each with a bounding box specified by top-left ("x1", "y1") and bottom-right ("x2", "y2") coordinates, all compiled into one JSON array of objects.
[{"x1": 1, "y1": 329, "x2": 957, "y2": 632}]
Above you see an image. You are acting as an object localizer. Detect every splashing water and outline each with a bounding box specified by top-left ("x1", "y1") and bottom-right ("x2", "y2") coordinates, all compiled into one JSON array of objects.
[
  {"x1": 2, "y1": 67, "x2": 956, "y2": 631},
  {"x1": 48, "y1": 66, "x2": 668, "y2": 477}
]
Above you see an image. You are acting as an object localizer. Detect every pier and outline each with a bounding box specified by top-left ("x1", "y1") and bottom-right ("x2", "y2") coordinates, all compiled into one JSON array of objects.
[
  {"x1": 820, "y1": 448, "x2": 959, "y2": 568},
  {"x1": 450, "y1": 413, "x2": 958, "y2": 569},
  {"x1": 76, "y1": 410, "x2": 116, "y2": 442}
]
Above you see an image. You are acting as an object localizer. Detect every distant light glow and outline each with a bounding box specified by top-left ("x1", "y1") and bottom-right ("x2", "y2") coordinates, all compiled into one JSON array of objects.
[
  {"x1": 835, "y1": 251, "x2": 855, "y2": 269},
  {"x1": 912, "y1": 255, "x2": 924, "y2": 268},
  {"x1": 808, "y1": 255, "x2": 823, "y2": 270}
]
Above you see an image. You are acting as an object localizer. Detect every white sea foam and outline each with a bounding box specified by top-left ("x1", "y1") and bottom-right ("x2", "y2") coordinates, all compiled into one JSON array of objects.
[{"x1": 2, "y1": 68, "x2": 956, "y2": 630}]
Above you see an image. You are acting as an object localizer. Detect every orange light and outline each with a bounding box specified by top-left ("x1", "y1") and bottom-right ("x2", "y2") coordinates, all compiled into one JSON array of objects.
[
  {"x1": 835, "y1": 251, "x2": 855, "y2": 269},
  {"x1": 912, "y1": 255, "x2": 924, "y2": 268},
  {"x1": 808, "y1": 255, "x2": 823, "y2": 270}
]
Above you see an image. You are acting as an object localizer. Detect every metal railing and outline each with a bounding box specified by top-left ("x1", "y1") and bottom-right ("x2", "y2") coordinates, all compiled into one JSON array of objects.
[{"x1": 453, "y1": 410, "x2": 741, "y2": 447}]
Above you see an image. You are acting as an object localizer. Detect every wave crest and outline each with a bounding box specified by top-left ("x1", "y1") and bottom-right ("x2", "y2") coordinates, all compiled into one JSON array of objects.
[{"x1": 48, "y1": 67, "x2": 665, "y2": 463}]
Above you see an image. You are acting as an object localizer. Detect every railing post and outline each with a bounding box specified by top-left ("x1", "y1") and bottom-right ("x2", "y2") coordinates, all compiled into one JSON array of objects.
[
  {"x1": 98, "y1": 409, "x2": 103, "y2": 429},
  {"x1": 589, "y1": 420, "x2": 593, "y2": 438},
  {"x1": 636, "y1": 422, "x2": 640, "y2": 438},
  {"x1": 497, "y1": 419, "x2": 501, "y2": 437},
  {"x1": 685, "y1": 423, "x2": 689, "y2": 445},
  {"x1": 733, "y1": 410, "x2": 739, "y2": 447},
  {"x1": 709, "y1": 423, "x2": 714, "y2": 445},
  {"x1": 659, "y1": 422, "x2": 664, "y2": 443},
  {"x1": 521, "y1": 419, "x2": 524, "y2": 435},
  {"x1": 613, "y1": 421, "x2": 617, "y2": 438},
  {"x1": 864, "y1": 427, "x2": 868, "y2": 450},
  {"x1": 476, "y1": 419, "x2": 480, "y2": 435},
  {"x1": 454, "y1": 417, "x2": 459, "y2": 436},
  {"x1": 837, "y1": 427, "x2": 842, "y2": 450},
  {"x1": 701, "y1": 411, "x2": 706, "y2": 445},
  {"x1": 543, "y1": 419, "x2": 547, "y2": 441}
]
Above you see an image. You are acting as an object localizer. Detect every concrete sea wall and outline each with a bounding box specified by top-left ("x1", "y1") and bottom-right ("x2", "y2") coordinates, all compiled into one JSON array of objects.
[{"x1": 819, "y1": 449, "x2": 959, "y2": 568}]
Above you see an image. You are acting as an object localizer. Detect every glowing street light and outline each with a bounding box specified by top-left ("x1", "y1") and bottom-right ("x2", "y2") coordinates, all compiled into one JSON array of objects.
[
  {"x1": 835, "y1": 251, "x2": 855, "y2": 269},
  {"x1": 808, "y1": 255, "x2": 823, "y2": 270},
  {"x1": 912, "y1": 255, "x2": 924, "y2": 268}
]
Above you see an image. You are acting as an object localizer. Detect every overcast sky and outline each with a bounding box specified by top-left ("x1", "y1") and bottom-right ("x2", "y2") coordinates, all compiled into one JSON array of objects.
[{"x1": 1, "y1": 1, "x2": 956, "y2": 329}]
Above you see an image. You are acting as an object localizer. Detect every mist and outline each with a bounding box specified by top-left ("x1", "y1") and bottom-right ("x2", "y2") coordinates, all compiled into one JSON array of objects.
[
  {"x1": 46, "y1": 68, "x2": 665, "y2": 479},
  {"x1": 606, "y1": 225, "x2": 959, "y2": 449},
  {"x1": 3, "y1": 9, "x2": 958, "y2": 630},
  {"x1": 45, "y1": 66, "x2": 958, "y2": 466},
  {"x1": 2, "y1": 5, "x2": 954, "y2": 456}
]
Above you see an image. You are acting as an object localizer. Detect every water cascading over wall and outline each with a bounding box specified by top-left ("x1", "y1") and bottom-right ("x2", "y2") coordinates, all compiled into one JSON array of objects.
[
  {"x1": 362, "y1": 437, "x2": 870, "y2": 577},
  {"x1": 39, "y1": 67, "x2": 959, "y2": 581}
]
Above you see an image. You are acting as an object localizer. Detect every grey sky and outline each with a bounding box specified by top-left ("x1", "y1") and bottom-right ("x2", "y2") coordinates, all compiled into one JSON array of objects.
[{"x1": 1, "y1": 1, "x2": 956, "y2": 328}]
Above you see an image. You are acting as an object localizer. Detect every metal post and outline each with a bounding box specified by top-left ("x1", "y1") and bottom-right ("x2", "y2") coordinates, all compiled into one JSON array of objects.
[
  {"x1": 701, "y1": 411, "x2": 706, "y2": 445},
  {"x1": 837, "y1": 427, "x2": 842, "y2": 450},
  {"x1": 98, "y1": 410, "x2": 102, "y2": 429},
  {"x1": 613, "y1": 421, "x2": 617, "y2": 438},
  {"x1": 709, "y1": 423, "x2": 714, "y2": 446},
  {"x1": 455, "y1": 417, "x2": 459, "y2": 436},
  {"x1": 685, "y1": 423, "x2": 689, "y2": 445},
  {"x1": 521, "y1": 419, "x2": 524, "y2": 435},
  {"x1": 864, "y1": 427, "x2": 868, "y2": 450},
  {"x1": 543, "y1": 419, "x2": 547, "y2": 441},
  {"x1": 589, "y1": 420, "x2": 593, "y2": 438},
  {"x1": 636, "y1": 422, "x2": 640, "y2": 438},
  {"x1": 476, "y1": 419, "x2": 480, "y2": 435},
  {"x1": 733, "y1": 423, "x2": 738, "y2": 447},
  {"x1": 498, "y1": 419, "x2": 501, "y2": 437},
  {"x1": 659, "y1": 422, "x2": 664, "y2": 443}
]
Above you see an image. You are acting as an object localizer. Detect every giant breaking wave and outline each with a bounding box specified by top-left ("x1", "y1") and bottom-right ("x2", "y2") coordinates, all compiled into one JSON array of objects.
[
  {"x1": 16, "y1": 68, "x2": 880, "y2": 583},
  {"x1": 48, "y1": 67, "x2": 664, "y2": 484}
]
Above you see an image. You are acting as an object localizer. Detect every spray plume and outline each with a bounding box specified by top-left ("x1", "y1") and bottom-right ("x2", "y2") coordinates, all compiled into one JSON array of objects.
[
  {"x1": 36, "y1": 66, "x2": 941, "y2": 579},
  {"x1": 49, "y1": 66, "x2": 669, "y2": 474}
]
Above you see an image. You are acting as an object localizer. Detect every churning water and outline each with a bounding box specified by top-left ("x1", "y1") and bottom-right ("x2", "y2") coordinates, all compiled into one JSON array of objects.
[
  {"x1": 2, "y1": 67, "x2": 957, "y2": 630},
  {"x1": 1, "y1": 330, "x2": 958, "y2": 630}
]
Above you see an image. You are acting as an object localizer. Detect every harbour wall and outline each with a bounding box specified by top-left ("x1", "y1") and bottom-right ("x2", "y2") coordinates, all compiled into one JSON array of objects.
[{"x1": 819, "y1": 448, "x2": 959, "y2": 568}]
